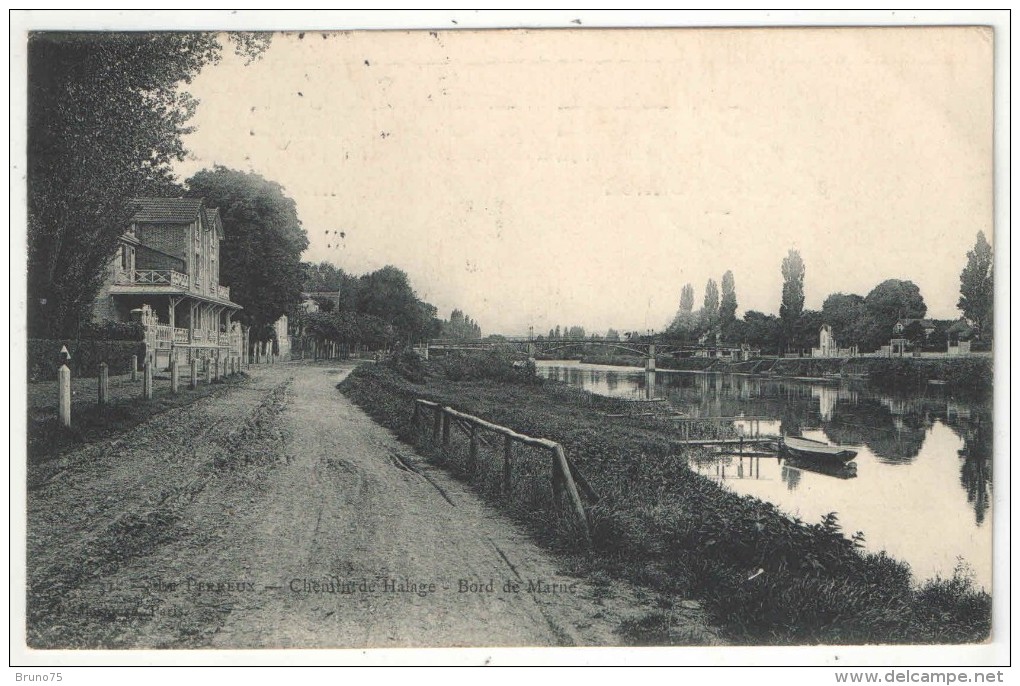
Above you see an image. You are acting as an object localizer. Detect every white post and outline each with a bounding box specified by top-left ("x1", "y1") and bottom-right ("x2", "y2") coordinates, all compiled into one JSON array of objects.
[
  {"x1": 143, "y1": 359, "x2": 153, "y2": 399},
  {"x1": 58, "y1": 364, "x2": 71, "y2": 428}
]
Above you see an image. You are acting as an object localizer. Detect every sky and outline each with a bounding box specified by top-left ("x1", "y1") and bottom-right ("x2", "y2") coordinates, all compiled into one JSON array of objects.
[{"x1": 174, "y1": 27, "x2": 993, "y2": 336}]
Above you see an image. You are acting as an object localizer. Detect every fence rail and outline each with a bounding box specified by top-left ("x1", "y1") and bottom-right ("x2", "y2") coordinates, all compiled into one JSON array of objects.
[{"x1": 411, "y1": 398, "x2": 594, "y2": 546}]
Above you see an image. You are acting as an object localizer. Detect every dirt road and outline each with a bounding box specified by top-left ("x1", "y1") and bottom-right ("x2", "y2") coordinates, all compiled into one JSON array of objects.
[{"x1": 26, "y1": 362, "x2": 720, "y2": 649}]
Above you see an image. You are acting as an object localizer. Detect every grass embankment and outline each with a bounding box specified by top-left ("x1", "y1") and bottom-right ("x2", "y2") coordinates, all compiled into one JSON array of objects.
[{"x1": 339, "y1": 350, "x2": 991, "y2": 646}]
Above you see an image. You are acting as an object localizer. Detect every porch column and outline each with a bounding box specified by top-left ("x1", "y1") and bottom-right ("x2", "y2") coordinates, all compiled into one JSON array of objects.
[{"x1": 168, "y1": 296, "x2": 180, "y2": 331}]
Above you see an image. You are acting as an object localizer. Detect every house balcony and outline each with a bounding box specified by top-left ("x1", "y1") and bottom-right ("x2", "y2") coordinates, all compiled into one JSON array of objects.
[
  {"x1": 148, "y1": 325, "x2": 242, "y2": 350},
  {"x1": 114, "y1": 269, "x2": 232, "y2": 303}
]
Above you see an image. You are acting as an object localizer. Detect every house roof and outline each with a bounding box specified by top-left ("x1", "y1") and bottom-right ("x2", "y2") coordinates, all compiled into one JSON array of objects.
[
  {"x1": 129, "y1": 197, "x2": 204, "y2": 224},
  {"x1": 202, "y1": 206, "x2": 225, "y2": 239}
]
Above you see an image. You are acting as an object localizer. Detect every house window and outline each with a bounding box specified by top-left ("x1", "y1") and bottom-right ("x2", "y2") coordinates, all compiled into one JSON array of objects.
[{"x1": 120, "y1": 246, "x2": 128, "y2": 271}]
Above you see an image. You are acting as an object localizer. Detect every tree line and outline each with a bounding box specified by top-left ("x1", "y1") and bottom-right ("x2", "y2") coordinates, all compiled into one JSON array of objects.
[
  {"x1": 295, "y1": 260, "x2": 483, "y2": 351},
  {"x1": 661, "y1": 233, "x2": 993, "y2": 355}
]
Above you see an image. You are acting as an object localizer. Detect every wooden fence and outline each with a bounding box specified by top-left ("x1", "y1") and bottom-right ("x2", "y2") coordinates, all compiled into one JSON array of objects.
[{"x1": 411, "y1": 399, "x2": 596, "y2": 547}]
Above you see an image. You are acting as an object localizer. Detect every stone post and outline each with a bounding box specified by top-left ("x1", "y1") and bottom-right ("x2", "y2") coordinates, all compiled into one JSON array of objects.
[
  {"x1": 190, "y1": 359, "x2": 198, "y2": 389},
  {"x1": 143, "y1": 359, "x2": 153, "y2": 400},
  {"x1": 58, "y1": 364, "x2": 71, "y2": 428},
  {"x1": 98, "y1": 362, "x2": 109, "y2": 406},
  {"x1": 170, "y1": 354, "x2": 179, "y2": 394}
]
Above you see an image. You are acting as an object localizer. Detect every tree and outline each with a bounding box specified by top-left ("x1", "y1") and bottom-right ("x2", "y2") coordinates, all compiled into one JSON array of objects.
[
  {"x1": 442, "y1": 309, "x2": 482, "y2": 340},
  {"x1": 958, "y1": 231, "x2": 993, "y2": 340},
  {"x1": 821, "y1": 293, "x2": 866, "y2": 348},
  {"x1": 741, "y1": 310, "x2": 783, "y2": 355},
  {"x1": 780, "y1": 250, "x2": 805, "y2": 351},
  {"x1": 186, "y1": 166, "x2": 308, "y2": 342},
  {"x1": 356, "y1": 266, "x2": 435, "y2": 343},
  {"x1": 794, "y1": 310, "x2": 827, "y2": 350},
  {"x1": 27, "y1": 32, "x2": 270, "y2": 337},
  {"x1": 860, "y1": 279, "x2": 927, "y2": 351},
  {"x1": 301, "y1": 260, "x2": 345, "y2": 292},
  {"x1": 719, "y1": 270, "x2": 738, "y2": 339},
  {"x1": 902, "y1": 320, "x2": 927, "y2": 350},
  {"x1": 680, "y1": 283, "x2": 694, "y2": 313},
  {"x1": 668, "y1": 283, "x2": 698, "y2": 339},
  {"x1": 605, "y1": 328, "x2": 621, "y2": 341},
  {"x1": 700, "y1": 278, "x2": 720, "y2": 334}
]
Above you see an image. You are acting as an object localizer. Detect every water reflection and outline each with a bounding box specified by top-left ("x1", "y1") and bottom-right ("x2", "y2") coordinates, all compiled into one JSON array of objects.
[{"x1": 536, "y1": 361, "x2": 994, "y2": 589}]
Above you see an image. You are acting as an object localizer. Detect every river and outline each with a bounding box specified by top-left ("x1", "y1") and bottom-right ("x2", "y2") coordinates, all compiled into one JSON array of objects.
[{"x1": 536, "y1": 361, "x2": 994, "y2": 590}]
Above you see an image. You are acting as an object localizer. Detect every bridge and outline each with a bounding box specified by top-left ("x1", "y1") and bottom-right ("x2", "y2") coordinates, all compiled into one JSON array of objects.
[{"x1": 426, "y1": 337, "x2": 757, "y2": 370}]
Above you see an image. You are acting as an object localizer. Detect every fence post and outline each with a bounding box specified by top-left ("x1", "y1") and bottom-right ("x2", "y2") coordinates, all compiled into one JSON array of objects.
[
  {"x1": 205, "y1": 358, "x2": 212, "y2": 384},
  {"x1": 503, "y1": 435, "x2": 513, "y2": 495},
  {"x1": 98, "y1": 362, "x2": 109, "y2": 406},
  {"x1": 550, "y1": 448, "x2": 564, "y2": 502},
  {"x1": 468, "y1": 426, "x2": 478, "y2": 471},
  {"x1": 131, "y1": 354, "x2": 138, "y2": 382},
  {"x1": 553, "y1": 444, "x2": 592, "y2": 547},
  {"x1": 143, "y1": 359, "x2": 153, "y2": 400},
  {"x1": 442, "y1": 410, "x2": 451, "y2": 447},
  {"x1": 190, "y1": 359, "x2": 198, "y2": 389},
  {"x1": 170, "y1": 354, "x2": 179, "y2": 393},
  {"x1": 214, "y1": 354, "x2": 220, "y2": 381},
  {"x1": 432, "y1": 405, "x2": 442, "y2": 442},
  {"x1": 58, "y1": 364, "x2": 71, "y2": 428}
]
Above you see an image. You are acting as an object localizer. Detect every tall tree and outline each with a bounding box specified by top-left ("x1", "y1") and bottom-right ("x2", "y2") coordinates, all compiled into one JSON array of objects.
[
  {"x1": 668, "y1": 283, "x2": 697, "y2": 338},
  {"x1": 719, "y1": 270, "x2": 738, "y2": 337},
  {"x1": 27, "y1": 31, "x2": 270, "y2": 337},
  {"x1": 780, "y1": 250, "x2": 806, "y2": 350},
  {"x1": 860, "y1": 279, "x2": 927, "y2": 351},
  {"x1": 680, "y1": 283, "x2": 694, "y2": 313},
  {"x1": 700, "y1": 278, "x2": 720, "y2": 332},
  {"x1": 958, "y1": 231, "x2": 994, "y2": 340},
  {"x1": 186, "y1": 166, "x2": 308, "y2": 342}
]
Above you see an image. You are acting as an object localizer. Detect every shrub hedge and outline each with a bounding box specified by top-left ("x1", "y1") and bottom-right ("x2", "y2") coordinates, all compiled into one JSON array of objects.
[{"x1": 28, "y1": 339, "x2": 145, "y2": 381}]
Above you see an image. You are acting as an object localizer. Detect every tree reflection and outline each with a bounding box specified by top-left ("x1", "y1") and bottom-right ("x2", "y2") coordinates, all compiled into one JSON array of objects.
[{"x1": 958, "y1": 407, "x2": 993, "y2": 526}]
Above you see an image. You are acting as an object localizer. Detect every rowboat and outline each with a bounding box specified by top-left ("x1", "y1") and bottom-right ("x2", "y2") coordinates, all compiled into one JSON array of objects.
[
  {"x1": 781, "y1": 455, "x2": 858, "y2": 480},
  {"x1": 778, "y1": 435, "x2": 858, "y2": 465}
]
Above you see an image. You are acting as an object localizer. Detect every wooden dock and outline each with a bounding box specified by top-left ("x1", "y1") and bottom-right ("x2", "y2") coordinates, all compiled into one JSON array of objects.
[{"x1": 675, "y1": 436, "x2": 780, "y2": 447}]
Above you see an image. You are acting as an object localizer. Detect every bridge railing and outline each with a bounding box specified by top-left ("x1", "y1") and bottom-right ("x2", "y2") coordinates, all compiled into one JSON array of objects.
[{"x1": 411, "y1": 399, "x2": 595, "y2": 547}]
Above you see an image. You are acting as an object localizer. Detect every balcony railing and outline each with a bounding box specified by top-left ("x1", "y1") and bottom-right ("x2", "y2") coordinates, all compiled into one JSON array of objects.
[
  {"x1": 149, "y1": 324, "x2": 241, "y2": 351},
  {"x1": 116, "y1": 269, "x2": 232, "y2": 301}
]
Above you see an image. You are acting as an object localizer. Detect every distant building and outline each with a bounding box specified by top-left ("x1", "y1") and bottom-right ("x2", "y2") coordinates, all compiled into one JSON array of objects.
[
  {"x1": 92, "y1": 197, "x2": 244, "y2": 368},
  {"x1": 893, "y1": 318, "x2": 937, "y2": 337},
  {"x1": 811, "y1": 324, "x2": 857, "y2": 358}
]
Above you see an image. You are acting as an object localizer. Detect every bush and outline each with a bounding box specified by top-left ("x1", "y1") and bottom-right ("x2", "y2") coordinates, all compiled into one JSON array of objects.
[
  {"x1": 384, "y1": 347, "x2": 428, "y2": 384},
  {"x1": 79, "y1": 319, "x2": 144, "y2": 342},
  {"x1": 28, "y1": 339, "x2": 144, "y2": 381},
  {"x1": 433, "y1": 350, "x2": 541, "y2": 385}
]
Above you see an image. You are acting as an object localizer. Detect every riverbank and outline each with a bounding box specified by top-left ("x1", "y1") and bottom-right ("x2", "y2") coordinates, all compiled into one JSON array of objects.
[
  {"x1": 558, "y1": 353, "x2": 993, "y2": 397},
  {"x1": 339, "y1": 351, "x2": 991, "y2": 645}
]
